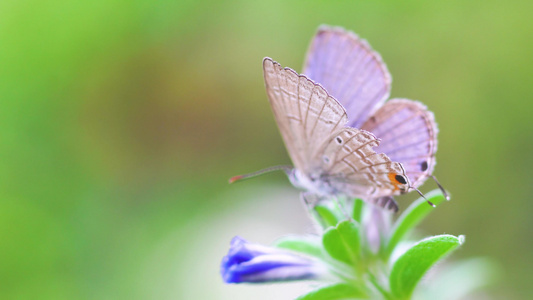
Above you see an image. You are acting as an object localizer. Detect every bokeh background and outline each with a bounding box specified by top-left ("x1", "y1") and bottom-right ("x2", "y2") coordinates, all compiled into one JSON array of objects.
[{"x1": 1, "y1": 0, "x2": 532, "y2": 299}]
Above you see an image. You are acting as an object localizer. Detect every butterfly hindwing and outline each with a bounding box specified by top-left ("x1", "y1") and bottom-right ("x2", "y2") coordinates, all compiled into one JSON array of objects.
[
  {"x1": 361, "y1": 99, "x2": 438, "y2": 188},
  {"x1": 303, "y1": 25, "x2": 391, "y2": 128},
  {"x1": 316, "y1": 128, "x2": 410, "y2": 198}
]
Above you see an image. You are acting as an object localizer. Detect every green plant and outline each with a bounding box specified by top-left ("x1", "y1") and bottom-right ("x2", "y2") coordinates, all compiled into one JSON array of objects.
[{"x1": 221, "y1": 190, "x2": 494, "y2": 299}]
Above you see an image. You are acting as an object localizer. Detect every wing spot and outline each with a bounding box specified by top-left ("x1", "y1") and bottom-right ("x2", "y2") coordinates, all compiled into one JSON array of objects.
[
  {"x1": 336, "y1": 136, "x2": 343, "y2": 144},
  {"x1": 420, "y1": 161, "x2": 428, "y2": 171},
  {"x1": 322, "y1": 155, "x2": 330, "y2": 164},
  {"x1": 395, "y1": 174, "x2": 408, "y2": 184}
]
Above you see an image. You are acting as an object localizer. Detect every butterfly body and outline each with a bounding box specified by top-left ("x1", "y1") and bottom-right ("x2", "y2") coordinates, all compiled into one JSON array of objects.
[{"x1": 288, "y1": 169, "x2": 336, "y2": 198}]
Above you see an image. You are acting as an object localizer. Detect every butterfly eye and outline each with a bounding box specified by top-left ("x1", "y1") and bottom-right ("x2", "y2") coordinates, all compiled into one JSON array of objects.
[
  {"x1": 394, "y1": 174, "x2": 408, "y2": 185},
  {"x1": 335, "y1": 137, "x2": 343, "y2": 144},
  {"x1": 420, "y1": 161, "x2": 428, "y2": 171}
]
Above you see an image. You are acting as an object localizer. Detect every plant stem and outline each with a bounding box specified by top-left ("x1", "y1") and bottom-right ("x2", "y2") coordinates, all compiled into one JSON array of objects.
[{"x1": 367, "y1": 272, "x2": 392, "y2": 300}]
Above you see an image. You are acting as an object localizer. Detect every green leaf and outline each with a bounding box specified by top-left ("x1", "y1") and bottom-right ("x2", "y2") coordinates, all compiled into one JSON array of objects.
[
  {"x1": 297, "y1": 283, "x2": 368, "y2": 300},
  {"x1": 384, "y1": 190, "x2": 447, "y2": 257},
  {"x1": 274, "y1": 235, "x2": 324, "y2": 259},
  {"x1": 390, "y1": 234, "x2": 465, "y2": 299},
  {"x1": 314, "y1": 202, "x2": 343, "y2": 228},
  {"x1": 322, "y1": 220, "x2": 361, "y2": 265}
]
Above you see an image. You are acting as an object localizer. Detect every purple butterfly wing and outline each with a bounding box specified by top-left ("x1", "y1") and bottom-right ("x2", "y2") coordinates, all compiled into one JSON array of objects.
[
  {"x1": 302, "y1": 25, "x2": 391, "y2": 128},
  {"x1": 361, "y1": 99, "x2": 438, "y2": 188}
]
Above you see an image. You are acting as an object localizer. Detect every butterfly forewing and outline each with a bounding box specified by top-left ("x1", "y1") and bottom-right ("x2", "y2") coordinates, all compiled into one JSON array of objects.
[
  {"x1": 263, "y1": 58, "x2": 348, "y2": 173},
  {"x1": 303, "y1": 25, "x2": 391, "y2": 128},
  {"x1": 317, "y1": 128, "x2": 410, "y2": 198},
  {"x1": 361, "y1": 99, "x2": 438, "y2": 188}
]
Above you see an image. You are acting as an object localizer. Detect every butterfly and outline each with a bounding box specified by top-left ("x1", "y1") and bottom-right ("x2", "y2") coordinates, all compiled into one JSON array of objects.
[{"x1": 232, "y1": 25, "x2": 446, "y2": 212}]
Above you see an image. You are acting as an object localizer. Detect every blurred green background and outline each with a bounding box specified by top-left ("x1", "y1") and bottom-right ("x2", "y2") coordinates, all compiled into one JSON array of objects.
[{"x1": 1, "y1": 0, "x2": 532, "y2": 299}]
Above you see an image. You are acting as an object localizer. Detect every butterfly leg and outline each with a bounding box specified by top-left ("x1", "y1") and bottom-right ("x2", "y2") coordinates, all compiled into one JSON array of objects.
[
  {"x1": 299, "y1": 192, "x2": 323, "y2": 208},
  {"x1": 431, "y1": 175, "x2": 450, "y2": 200},
  {"x1": 410, "y1": 187, "x2": 436, "y2": 208},
  {"x1": 332, "y1": 195, "x2": 351, "y2": 221},
  {"x1": 300, "y1": 193, "x2": 331, "y2": 226},
  {"x1": 369, "y1": 196, "x2": 399, "y2": 213},
  {"x1": 300, "y1": 192, "x2": 353, "y2": 223}
]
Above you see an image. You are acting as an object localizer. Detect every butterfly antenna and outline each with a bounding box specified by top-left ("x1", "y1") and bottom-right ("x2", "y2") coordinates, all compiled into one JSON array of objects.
[
  {"x1": 431, "y1": 175, "x2": 450, "y2": 200},
  {"x1": 411, "y1": 186, "x2": 436, "y2": 208},
  {"x1": 229, "y1": 165, "x2": 293, "y2": 183}
]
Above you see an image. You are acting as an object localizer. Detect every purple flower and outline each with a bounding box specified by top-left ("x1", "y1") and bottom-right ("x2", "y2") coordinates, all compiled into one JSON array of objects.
[
  {"x1": 364, "y1": 204, "x2": 392, "y2": 253},
  {"x1": 221, "y1": 236, "x2": 325, "y2": 283}
]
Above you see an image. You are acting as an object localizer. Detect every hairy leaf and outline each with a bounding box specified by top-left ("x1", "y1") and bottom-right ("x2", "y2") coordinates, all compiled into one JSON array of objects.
[
  {"x1": 274, "y1": 235, "x2": 324, "y2": 259},
  {"x1": 385, "y1": 190, "x2": 447, "y2": 257},
  {"x1": 297, "y1": 283, "x2": 367, "y2": 300},
  {"x1": 322, "y1": 220, "x2": 360, "y2": 265},
  {"x1": 390, "y1": 234, "x2": 464, "y2": 299}
]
